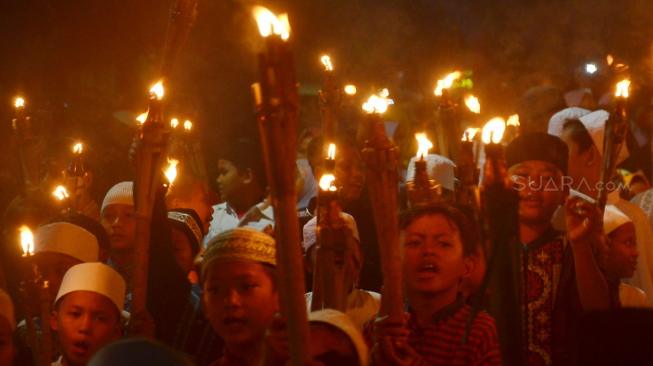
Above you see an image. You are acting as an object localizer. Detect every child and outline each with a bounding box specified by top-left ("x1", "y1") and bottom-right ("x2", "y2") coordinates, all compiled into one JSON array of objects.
[
  {"x1": 50, "y1": 262, "x2": 126, "y2": 366},
  {"x1": 371, "y1": 204, "x2": 502, "y2": 366},
  {"x1": 167, "y1": 209, "x2": 203, "y2": 281},
  {"x1": 0, "y1": 289, "x2": 16, "y2": 366},
  {"x1": 202, "y1": 227, "x2": 278, "y2": 366},
  {"x1": 99, "y1": 181, "x2": 135, "y2": 285},
  {"x1": 165, "y1": 173, "x2": 214, "y2": 234}
]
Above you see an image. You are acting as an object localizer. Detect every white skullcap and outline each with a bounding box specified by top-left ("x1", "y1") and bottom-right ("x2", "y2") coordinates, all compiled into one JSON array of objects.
[
  {"x1": 102, "y1": 181, "x2": 134, "y2": 212},
  {"x1": 579, "y1": 110, "x2": 630, "y2": 164},
  {"x1": 35, "y1": 222, "x2": 99, "y2": 262},
  {"x1": 604, "y1": 204, "x2": 633, "y2": 235},
  {"x1": 309, "y1": 309, "x2": 369, "y2": 366},
  {"x1": 55, "y1": 263, "x2": 126, "y2": 313},
  {"x1": 547, "y1": 107, "x2": 590, "y2": 137},
  {"x1": 406, "y1": 154, "x2": 456, "y2": 192},
  {"x1": 564, "y1": 88, "x2": 593, "y2": 108},
  {"x1": 302, "y1": 213, "x2": 360, "y2": 253},
  {"x1": 0, "y1": 289, "x2": 15, "y2": 331}
]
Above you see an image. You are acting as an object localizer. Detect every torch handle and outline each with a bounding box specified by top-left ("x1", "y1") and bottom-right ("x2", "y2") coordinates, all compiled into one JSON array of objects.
[{"x1": 38, "y1": 284, "x2": 53, "y2": 366}]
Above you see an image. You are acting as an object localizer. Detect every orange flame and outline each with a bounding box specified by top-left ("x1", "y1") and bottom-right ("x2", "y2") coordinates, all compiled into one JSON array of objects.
[
  {"x1": 136, "y1": 111, "x2": 149, "y2": 125},
  {"x1": 415, "y1": 133, "x2": 433, "y2": 160},
  {"x1": 506, "y1": 114, "x2": 520, "y2": 127},
  {"x1": 72, "y1": 142, "x2": 83, "y2": 155},
  {"x1": 53, "y1": 185, "x2": 70, "y2": 201},
  {"x1": 319, "y1": 173, "x2": 337, "y2": 192},
  {"x1": 320, "y1": 55, "x2": 333, "y2": 72},
  {"x1": 615, "y1": 79, "x2": 631, "y2": 98},
  {"x1": 164, "y1": 158, "x2": 179, "y2": 185},
  {"x1": 19, "y1": 225, "x2": 34, "y2": 256},
  {"x1": 253, "y1": 6, "x2": 291, "y2": 40},
  {"x1": 464, "y1": 95, "x2": 481, "y2": 114},
  {"x1": 327, "y1": 143, "x2": 336, "y2": 160},
  {"x1": 184, "y1": 120, "x2": 192, "y2": 131},
  {"x1": 434, "y1": 71, "x2": 462, "y2": 96},
  {"x1": 149, "y1": 80, "x2": 165, "y2": 100},
  {"x1": 344, "y1": 84, "x2": 357, "y2": 95},
  {"x1": 362, "y1": 88, "x2": 394, "y2": 114},
  {"x1": 482, "y1": 117, "x2": 506, "y2": 144},
  {"x1": 170, "y1": 118, "x2": 179, "y2": 129},
  {"x1": 14, "y1": 96, "x2": 25, "y2": 109}
]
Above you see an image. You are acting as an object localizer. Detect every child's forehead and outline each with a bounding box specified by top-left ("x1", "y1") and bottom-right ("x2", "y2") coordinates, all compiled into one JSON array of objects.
[
  {"x1": 204, "y1": 259, "x2": 271, "y2": 279},
  {"x1": 509, "y1": 160, "x2": 561, "y2": 174},
  {"x1": 404, "y1": 214, "x2": 459, "y2": 235},
  {"x1": 60, "y1": 290, "x2": 118, "y2": 312}
]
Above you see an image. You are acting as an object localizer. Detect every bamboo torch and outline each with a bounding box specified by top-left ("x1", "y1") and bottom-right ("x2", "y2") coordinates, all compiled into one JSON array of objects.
[
  {"x1": 17, "y1": 226, "x2": 40, "y2": 365},
  {"x1": 406, "y1": 133, "x2": 441, "y2": 206},
  {"x1": 251, "y1": 6, "x2": 309, "y2": 366},
  {"x1": 456, "y1": 128, "x2": 481, "y2": 216},
  {"x1": 65, "y1": 142, "x2": 90, "y2": 213},
  {"x1": 361, "y1": 89, "x2": 404, "y2": 321},
  {"x1": 319, "y1": 54, "x2": 341, "y2": 146},
  {"x1": 11, "y1": 96, "x2": 38, "y2": 193},
  {"x1": 434, "y1": 71, "x2": 462, "y2": 159},
  {"x1": 597, "y1": 79, "x2": 630, "y2": 213}
]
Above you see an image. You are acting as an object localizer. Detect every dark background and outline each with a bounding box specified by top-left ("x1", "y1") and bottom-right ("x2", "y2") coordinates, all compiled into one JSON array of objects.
[{"x1": 1, "y1": 0, "x2": 652, "y2": 201}]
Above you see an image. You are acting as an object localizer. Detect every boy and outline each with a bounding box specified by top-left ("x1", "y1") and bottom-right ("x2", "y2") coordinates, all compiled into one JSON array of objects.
[
  {"x1": 165, "y1": 172, "x2": 214, "y2": 234},
  {"x1": 0, "y1": 289, "x2": 15, "y2": 366},
  {"x1": 371, "y1": 204, "x2": 501, "y2": 366},
  {"x1": 202, "y1": 227, "x2": 278, "y2": 366},
  {"x1": 50, "y1": 262, "x2": 126, "y2": 366},
  {"x1": 99, "y1": 181, "x2": 135, "y2": 285}
]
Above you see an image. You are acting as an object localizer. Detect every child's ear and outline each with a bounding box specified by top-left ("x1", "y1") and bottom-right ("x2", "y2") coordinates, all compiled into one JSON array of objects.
[
  {"x1": 50, "y1": 310, "x2": 59, "y2": 333},
  {"x1": 241, "y1": 168, "x2": 254, "y2": 185},
  {"x1": 462, "y1": 256, "x2": 475, "y2": 279}
]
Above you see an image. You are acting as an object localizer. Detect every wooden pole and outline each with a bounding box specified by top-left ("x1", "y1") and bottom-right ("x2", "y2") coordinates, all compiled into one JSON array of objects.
[
  {"x1": 597, "y1": 92, "x2": 628, "y2": 213},
  {"x1": 38, "y1": 281, "x2": 53, "y2": 366}
]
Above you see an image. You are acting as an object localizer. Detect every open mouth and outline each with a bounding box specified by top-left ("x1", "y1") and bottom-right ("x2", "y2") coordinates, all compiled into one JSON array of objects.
[
  {"x1": 223, "y1": 316, "x2": 247, "y2": 327},
  {"x1": 417, "y1": 264, "x2": 439, "y2": 278},
  {"x1": 71, "y1": 340, "x2": 91, "y2": 357}
]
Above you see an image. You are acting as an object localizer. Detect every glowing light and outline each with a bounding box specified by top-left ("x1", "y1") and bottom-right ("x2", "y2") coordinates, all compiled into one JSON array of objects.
[
  {"x1": 136, "y1": 111, "x2": 149, "y2": 125},
  {"x1": 606, "y1": 54, "x2": 614, "y2": 66},
  {"x1": 318, "y1": 173, "x2": 337, "y2": 192},
  {"x1": 14, "y1": 96, "x2": 25, "y2": 109},
  {"x1": 362, "y1": 88, "x2": 394, "y2": 114},
  {"x1": 19, "y1": 226, "x2": 34, "y2": 257},
  {"x1": 53, "y1": 185, "x2": 70, "y2": 201},
  {"x1": 506, "y1": 114, "x2": 520, "y2": 127},
  {"x1": 253, "y1": 6, "x2": 291, "y2": 40},
  {"x1": 615, "y1": 79, "x2": 631, "y2": 98},
  {"x1": 164, "y1": 158, "x2": 179, "y2": 185},
  {"x1": 344, "y1": 84, "x2": 357, "y2": 95},
  {"x1": 415, "y1": 133, "x2": 433, "y2": 160},
  {"x1": 149, "y1": 80, "x2": 165, "y2": 100},
  {"x1": 482, "y1": 117, "x2": 506, "y2": 144},
  {"x1": 327, "y1": 143, "x2": 336, "y2": 160},
  {"x1": 461, "y1": 128, "x2": 480, "y2": 142},
  {"x1": 72, "y1": 142, "x2": 83, "y2": 155},
  {"x1": 585, "y1": 63, "x2": 598, "y2": 74},
  {"x1": 170, "y1": 118, "x2": 179, "y2": 129},
  {"x1": 183, "y1": 120, "x2": 192, "y2": 131},
  {"x1": 320, "y1": 55, "x2": 333, "y2": 72},
  {"x1": 434, "y1": 71, "x2": 462, "y2": 96},
  {"x1": 464, "y1": 95, "x2": 481, "y2": 114}
]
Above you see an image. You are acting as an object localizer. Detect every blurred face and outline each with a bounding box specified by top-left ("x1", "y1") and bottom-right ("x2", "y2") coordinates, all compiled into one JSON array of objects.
[
  {"x1": 202, "y1": 260, "x2": 278, "y2": 348},
  {"x1": 335, "y1": 146, "x2": 365, "y2": 204},
  {"x1": 100, "y1": 204, "x2": 136, "y2": 252},
  {"x1": 509, "y1": 161, "x2": 566, "y2": 225},
  {"x1": 605, "y1": 222, "x2": 638, "y2": 279},
  {"x1": 308, "y1": 323, "x2": 359, "y2": 366},
  {"x1": 0, "y1": 317, "x2": 14, "y2": 366},
  {"x1": 169, "y1": 183, "x2": 214, "y2": 234},
  {"x1": 51, "y1": 291, "x2": 121, "y2": 366},
  {"x1": 402, "y1": 214, "x2": 472, "y2": 296},
  {"x1": 217, "y1": 160, "x2": 244, "y2": 204},
  {"x1": 32, "y1": 253, "x2": 81, "y2": 303},
  {"x1": 170, "y1": 228, "x2": 195, "y2": 275}
]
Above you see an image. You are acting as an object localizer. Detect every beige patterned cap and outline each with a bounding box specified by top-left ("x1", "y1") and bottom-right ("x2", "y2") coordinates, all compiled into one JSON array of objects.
[{"x1": 203, "y1": 227, "x2": 276, "y2": 273}]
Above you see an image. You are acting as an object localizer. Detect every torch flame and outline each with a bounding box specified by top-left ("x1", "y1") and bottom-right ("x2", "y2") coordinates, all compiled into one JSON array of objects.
[
  {"x1": 461, "y1": 127, "x2": 480, "y2": 142},
  {"x1": 362, "y1": 88, "x2": 394, "y2": 114},
  {"x1": 164, "y1": 158, "x2": 180, "y2": 185},
  {"x1": 53, "y1": 185, "x2": 70, "y2": 201},
  {"x1": 14, "y1": 96, "x2": 25, "y2": 109},
  {"x1": 327, "y1": 143, "x2": 336, "y2": 160},
  {"x1": 72, "y1": 142, "x2": 83, "y2": 155},
  {"x1": 318, "y1": 173, "x2": 337, "y2": 192},
  {"x1": 253, "y1": 6, "x2": 291, "y2": 40},
  {"x1": 19, "y1": 225, "x2": 34, "y2": 256},
  {"x1": 149, "y1": 80, "x2": 165, "y2": 100},
  {"x1": 170, "y1": 118, "x2": 179, "y2": 129},
  {"x1": 184, "y1": 120, "x2": 192, "y2": 131},
  {"x1": 344, "y1": 84, "x2": 357, "y2": 95},
  {"x1": 434, "y1": 71, "x2": 462, "y2": 96},
  {"x1": 482, "y1": 117, "x2": 506, "y2": 144},
  {"x1": 506, "y1": 114, "x2": 520, "y2": 127},
  {"x1": 320, "y1": 55, "x2": 333, "y2": 72},
  {"x1": 606, "y1": 54, "x2": 614, "y2": 66},
  {"x1": 136, "y1": 111, "x2": 149, "y2": 125},
  {"x1": 464, "y1": 95, "x2": 481, "y2": 114},
  {"x1": 415, "y1": 133, "x2": 433, "y2": 160},
  {"x1": 615, "y1": 79, "x2": 631, "y2": 98}
]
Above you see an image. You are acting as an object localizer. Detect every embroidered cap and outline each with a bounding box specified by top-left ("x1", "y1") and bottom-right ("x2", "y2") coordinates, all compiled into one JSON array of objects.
[
  {"x1": 203, "y1": 227, "x2": 276, "y2": 273},
  {"x1": 167, "y1": 209, "x2": 203, "y2": 254}
]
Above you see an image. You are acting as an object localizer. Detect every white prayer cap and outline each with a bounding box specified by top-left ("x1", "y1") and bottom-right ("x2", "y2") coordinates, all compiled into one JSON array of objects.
[
  {"x1": 55, "y1": 263, "x2": 126, "y2": 313},
  {"x1": 0, "y1": 289, "x2": 15, "y2": 331},
  {"x1": 564, "y1": 88, "x2": 593, "y2": 108},
  {"x1": 302, "y1": 213, "x2": 360, "y2": 253},
  {"x1": 406, "y1": 154, "x2": 456, "y2": 192},
  {"x1": 579, "y1": 110, "x2": 630, "y2": 164},
  {"x1": 604, "y1": 204, "x2": 633, "y2": 235},
  {"x1": 35, "y1": 222, "x2": 99, "y2": 262},
  {"x1": 102, "y1": 181, "x2": 134, "y2": 212},
  {"x1": 547, "y1": 107, "x2": 590, "y2": 137},
  {"x1": 309, "y1": 309, "x2": 369, "y2": 366}
]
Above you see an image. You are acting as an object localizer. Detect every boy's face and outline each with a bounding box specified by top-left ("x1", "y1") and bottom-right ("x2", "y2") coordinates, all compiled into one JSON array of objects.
[
  {"x1": 335, "y1": 146, "x2": 365, "y2": 204},
  {"x1": 605, "y1": 222, "x2": 638, "y2": 279},
  {"x1": 100, "y1": 204, "x2": 136, "y2": 252},
  {"x1": 170, "y1": 228, "x2": 195, "y2": 274},
  {"x1": 0, "y1": 317, "x2": 15, "y2": 366},
  {"x1": 32, "y1": 253, "x2": 81, "y2": 303},
  {"x1": 308, "y1": 323, "x2": 359, "y2": 366},
  {"x1": 51, "y1": 291, "x2": 122, "y2": 366},
  {"x1": 509, "y1": 160, "x2": 566, "y2": 225},
  {"x1": 202, "y1": 259, "x2": 278, "y2": 347},
  {"x1": 217, "y1": 160, "x2": 246, "y2": 205},
  {"x1": 402, "y1": 214, "x2": 472, "y2": 296}
]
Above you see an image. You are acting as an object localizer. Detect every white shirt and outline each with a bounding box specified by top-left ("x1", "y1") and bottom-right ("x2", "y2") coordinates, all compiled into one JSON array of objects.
[
  {"x1": 620, "y1": 283, "x2": 649, "y2": 308},
  {"x1": 306, "y1": 289, "x2": 381, "y2": 331},
  {"x1": 203, "y1": 202, "x2": 240, "y2": 247}
]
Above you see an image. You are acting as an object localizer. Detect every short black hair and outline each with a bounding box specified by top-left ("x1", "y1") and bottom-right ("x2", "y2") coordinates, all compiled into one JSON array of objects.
[
  {"x1": 562, "y1": 118, "x2": 594, "y2": 153},
  {"x1": 400, "y1": 204, "x2": 480, "y2": 257}
]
